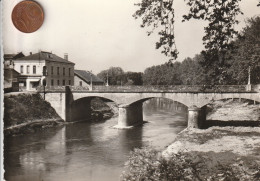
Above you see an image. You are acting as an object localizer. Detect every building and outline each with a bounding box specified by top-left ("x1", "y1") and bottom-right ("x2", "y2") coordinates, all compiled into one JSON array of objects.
[
  {"x1": 12, "y1": 51, "x2": 75, "y2": 90},
  {"x1": 74, "y1": 70, "x2": 104, "y2": 88},
  {"x1": 4, "y1": 52, "x2": 25, "y2": 69},
  {"x1": 4, "y1": 52, "x2": 25, "y2": 92},
  {"x1": 4, "y1": 68, "x2": 20, "y2": 92}
]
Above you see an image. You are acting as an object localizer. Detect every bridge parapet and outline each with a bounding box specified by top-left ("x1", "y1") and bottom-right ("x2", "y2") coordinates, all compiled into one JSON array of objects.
[
  {"x1": 37, "y1": 85, "x2": 252, "y2": 93},
  {"x1": 37, "y1": 86, "x2": 89, "y2": 92},
  {"x1": 91, "y1": 85, "x2": 248, "y2": 93}
]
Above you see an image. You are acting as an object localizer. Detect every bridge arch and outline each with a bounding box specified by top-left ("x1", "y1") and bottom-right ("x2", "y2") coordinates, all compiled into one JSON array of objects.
[
  {"x1": 70, "y1": 96, "x2": 117, "y2": 122},
  {"x1": 127, "y1": 96, "x2": 189, "y2": 108},
  {"x1": 66, "y1": 90, "x2": 260, "y2": 128},
  {"x1": 73, "y1": 96, "x2": 116, "y2": 104},
  {"x1": 72, "y1": 94, "x2": 120, "y2": 105}
]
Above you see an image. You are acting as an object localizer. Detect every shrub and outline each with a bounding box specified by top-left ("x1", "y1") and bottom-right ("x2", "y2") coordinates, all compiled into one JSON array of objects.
[
  {"x1": 121, "y1": 148, "x2": 260, "y2": 181},
  {"x1": 121, "y1": 148, "x2": 202, "y2": 181}
]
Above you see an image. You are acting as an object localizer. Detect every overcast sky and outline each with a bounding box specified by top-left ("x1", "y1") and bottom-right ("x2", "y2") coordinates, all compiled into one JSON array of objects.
[{"x1": 2, "y1": 0, "x2": 260, "y2": 74}]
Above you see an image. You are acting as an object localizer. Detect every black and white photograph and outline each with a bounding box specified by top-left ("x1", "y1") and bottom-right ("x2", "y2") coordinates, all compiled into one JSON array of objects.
[{"x1": 1, "y1": 0, "x2": 260, "y2": 180}]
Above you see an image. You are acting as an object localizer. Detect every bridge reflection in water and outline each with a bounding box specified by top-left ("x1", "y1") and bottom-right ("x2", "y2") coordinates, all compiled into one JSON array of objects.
[{"x1": 4, "y1": 98, "x2": 187, "y2": 181}]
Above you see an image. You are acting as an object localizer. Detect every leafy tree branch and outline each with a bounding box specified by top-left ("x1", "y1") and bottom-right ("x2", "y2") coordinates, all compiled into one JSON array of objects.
[{"x1": 134, "y1": 0, "x2": 259, "y2": 61}]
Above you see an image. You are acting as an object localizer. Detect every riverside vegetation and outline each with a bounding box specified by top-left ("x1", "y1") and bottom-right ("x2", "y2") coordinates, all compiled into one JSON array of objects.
[
  {"x1": 4, "y1": 93, "x2": 115, "y2": 136},
  {"x1": 4, "y1": 93, "x2": 63, "y2": 136},
  {"x1": 121, "y1": 146, "x2": 260, "y2": 181}
]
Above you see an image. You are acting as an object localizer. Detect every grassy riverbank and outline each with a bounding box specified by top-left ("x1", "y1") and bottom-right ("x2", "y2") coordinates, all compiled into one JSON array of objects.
[
  {"x1": 4, "y1": 93, "x2": 64, "y2": 136},
  {"x1": 4, "y1": 93, "x2": 115, "y2": 136}
]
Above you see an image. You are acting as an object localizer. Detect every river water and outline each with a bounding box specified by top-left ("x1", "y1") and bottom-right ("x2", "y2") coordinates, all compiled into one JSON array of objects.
[{"x1": 4, "y1": 98, "x2": 188, "y2": 181}]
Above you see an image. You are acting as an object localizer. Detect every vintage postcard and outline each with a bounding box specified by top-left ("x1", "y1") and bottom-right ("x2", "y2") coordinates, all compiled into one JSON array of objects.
[{"x1": 1, "y1": 0, "x2": 260, "y2": 181}]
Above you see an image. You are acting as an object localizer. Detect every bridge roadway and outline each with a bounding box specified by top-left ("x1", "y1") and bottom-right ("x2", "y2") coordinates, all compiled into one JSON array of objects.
[{"x1": 41, "y1": 86, "x2": 260, "y2": 129}]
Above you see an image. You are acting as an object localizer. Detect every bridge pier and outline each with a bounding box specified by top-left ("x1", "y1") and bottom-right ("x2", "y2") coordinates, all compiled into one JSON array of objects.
[
  {"x1": 116, "y1": 103, "x2": 143, "y2": 128},
  {"x1": 188, "y1": 106, "x2": 206, "y2": 129}
]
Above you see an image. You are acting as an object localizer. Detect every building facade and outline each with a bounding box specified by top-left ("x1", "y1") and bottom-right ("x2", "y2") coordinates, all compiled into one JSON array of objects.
[
  {"x1": 74, "y1": 70, "x2": 104, "y2": 89},
  {"x1": 13, "y1": 51, "x2": 75, "y2": 90},
  {"x1": 4, "y1": 52, "x2": 24, "y2": 92}
]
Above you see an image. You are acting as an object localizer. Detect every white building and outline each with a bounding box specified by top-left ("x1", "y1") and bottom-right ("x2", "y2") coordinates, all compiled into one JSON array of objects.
[{"x1": 13, "y1": 51, "x2": 75, "y2": 90}]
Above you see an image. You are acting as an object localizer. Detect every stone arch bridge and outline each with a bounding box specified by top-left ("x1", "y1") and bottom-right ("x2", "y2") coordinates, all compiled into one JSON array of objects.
[{"x1": 41, "y1": 86, "x2": 260, "y2": 129}]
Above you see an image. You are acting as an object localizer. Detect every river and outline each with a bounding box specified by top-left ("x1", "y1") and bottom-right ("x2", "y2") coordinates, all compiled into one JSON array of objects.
[{"x1": 4, "y1": 98, "x2": 188, "y2": 181}]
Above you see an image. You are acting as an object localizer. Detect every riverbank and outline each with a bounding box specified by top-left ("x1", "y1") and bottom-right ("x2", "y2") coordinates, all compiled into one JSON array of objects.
[
  {"x1": 4, "y1": 93, "x2": 64, "y2": 136},
  {"x1": 122, "y1": 126, "x2": 260, "y2": 180},
  {"x1": 4, "y1": 93, "x2": 116, "y2": 136},
  {"x1": 122, "y1": 100, "x2": 260, "y2": 180},
  {"x1": 205, "y1": 99, "x2": 260, "y2": 127},
  {"x1": 90, "y1": 98, "x2": 117, "y2": 121}
]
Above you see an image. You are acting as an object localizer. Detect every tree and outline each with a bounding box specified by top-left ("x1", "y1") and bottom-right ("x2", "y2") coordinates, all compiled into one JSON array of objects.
[
  {"x1": 143, "y1": 62, "x2": 181, "y2": 85},
  {"x1": 133, "y1": 0, "x2": 260, "y2": 61},
  {"x1": 189, "y1": 16, "x2": 260, "y2": 85},
  {"x1": 226, "y1": 16, "x2": 260, "y2": 84},
  {"x1": 125, "y1": 72, "x2": 143, "y2": 85},
  {"x1": 97, "y1": 68, "x2": 144, "y2": 85},
  {"x1": 97, "y1": 67, "x2": 124, "y2": 85}
]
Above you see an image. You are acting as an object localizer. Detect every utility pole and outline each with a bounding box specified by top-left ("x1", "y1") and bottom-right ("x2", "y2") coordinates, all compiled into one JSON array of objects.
[
  {"x1": 248, "y1": 66, "x2": 251, "y2": 85},
  {"x1": 106, "y1": 71, "x2": 109, "y2": 86},
  {"x1": 90, "y1": 70, "x2": 93, "y2": 91},
  {"x1": 246, "y1": 66, "x2": 252, "y2": 91}
]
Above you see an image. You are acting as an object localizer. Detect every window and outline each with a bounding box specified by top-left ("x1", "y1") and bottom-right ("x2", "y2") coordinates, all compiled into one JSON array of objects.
[
  {"x1": 27, "y1": 65, "x2": 30, "y2": 74},
  {"x1": 33, "y1": 65, "x2": 36, "y2": 74},
  {"x1": 69, "y1": 80, "x2": 71, "y2": 85},
  {"x1": 79, "y1": 81, "x2": 82, "y2": 86},
  {"x1": 43, "y1": 66, "x2": 47, "y2": 76},
  {"x1": 63, "y1": 67, "x2": 65, "y2": 76},
  {"x1": 57, "y1": 67, "x2": 60, "y2": 75},
  {"x1": 63, "y1": 80, "x2": 65, "y2": 86},
  {"x1": 57, "y1": 80, "x2": 60, "y2": 86},
  {"x1": 69, "y1": 68, "x2": 71, "y2": 76},
  {"x1": 51, "y1": 66, "x2": 53, "y2": 75},
  {"x1": 20, "y1": 65, "x2": 23, "y2": 73},
  {"x1": 51, "y1": 79, "x2": 54, "y2": 86}
]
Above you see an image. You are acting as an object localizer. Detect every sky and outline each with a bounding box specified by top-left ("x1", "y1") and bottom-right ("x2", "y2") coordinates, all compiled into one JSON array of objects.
[{"x1": 2, "y1": 0, "x2": 260, "y2": 74}]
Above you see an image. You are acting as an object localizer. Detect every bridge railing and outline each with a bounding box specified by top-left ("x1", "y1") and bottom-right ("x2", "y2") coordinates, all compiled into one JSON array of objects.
[
  {"x1": 91, "y1": 85, "x2": 248, "y2": 92},
  {"x1": 37, "y1": 86, "x2": 89, "y2": 92},
  {"x1": 36, "y1": 85, "x2": 250, "y2": 93},
  {"x1": 35, "y1": 84, "x2": 258, "y2": 93}
]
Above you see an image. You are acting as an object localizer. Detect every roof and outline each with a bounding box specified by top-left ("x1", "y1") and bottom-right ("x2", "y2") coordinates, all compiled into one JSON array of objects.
[
  {"x1": 74, "y1": 70, "x2": 104, "y2": 83},
  {"x1": 4, "y1": 52, "x2": 25, "y2": 60},
  {"x1": 15, "y1": 51, "x2": 75, "y2": 65},
  {"x1": 4, "y1": 68, "x2": 20, "y2": 74}
]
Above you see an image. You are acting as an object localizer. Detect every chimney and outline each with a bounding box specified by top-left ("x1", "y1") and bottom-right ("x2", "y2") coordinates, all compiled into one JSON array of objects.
[
  {"x1": 30, "y1": 52, "x2": 32, "y2": 55},
  {"x1": 64, "y1": 53, "x2": 68, "y2": 60}
]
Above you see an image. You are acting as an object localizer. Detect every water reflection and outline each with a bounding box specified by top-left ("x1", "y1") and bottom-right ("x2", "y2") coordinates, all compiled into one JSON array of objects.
[{"x1": 5, "y1": 98, "x2": 187, "y2": 181}]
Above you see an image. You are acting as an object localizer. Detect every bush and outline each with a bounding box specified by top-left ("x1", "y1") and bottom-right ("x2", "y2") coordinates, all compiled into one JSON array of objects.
[
  {"x1": 4, "y1": 93, "x2": 61, "y2": 127},
  {"x1": 121, "y1": 148, "x2": 260, "y2": 181},
  {"x1": 121, "y1": 148, "x2": 202, "y2": 181}
]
